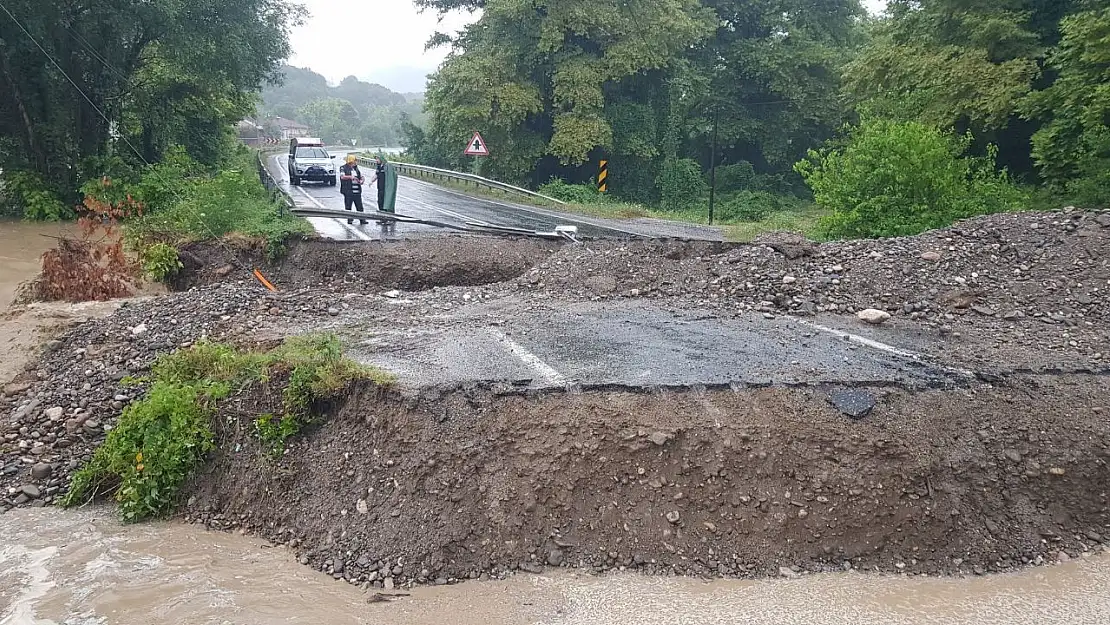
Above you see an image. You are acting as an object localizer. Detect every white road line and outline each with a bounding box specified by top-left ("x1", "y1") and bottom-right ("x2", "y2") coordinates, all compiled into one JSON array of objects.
[
  {"x1": 396, "y1": 190, "x2": 492, "y2": 226},
  {"x1": 792, "y1": 318, "x2": 976, "y2": 378},
  {"x1": 488, "y1": 328, "x2": 567, "y2": 386}
]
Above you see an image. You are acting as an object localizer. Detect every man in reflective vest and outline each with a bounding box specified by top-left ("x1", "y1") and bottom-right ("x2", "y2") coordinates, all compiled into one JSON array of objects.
[{"x1": 339, "y1": 155, "x2": 367, "y2": 225}]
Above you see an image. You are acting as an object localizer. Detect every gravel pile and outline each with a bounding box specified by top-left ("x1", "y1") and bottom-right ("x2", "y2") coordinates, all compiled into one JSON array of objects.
[
  {"x1": 504, "y1": 209, "x2": 1110, "y2": 363},
  {"x1": 0, "y1": 284, "x2": 272, "y2": 512}
]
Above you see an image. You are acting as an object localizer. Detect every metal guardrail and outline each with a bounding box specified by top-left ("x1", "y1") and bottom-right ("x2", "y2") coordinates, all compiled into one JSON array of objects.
[
  {"x1": 257, "y1": 151, "x2": 294, "y2": 215},
  {"x1": 354, "y1": 157, "x2": 566, "y2": 206}
]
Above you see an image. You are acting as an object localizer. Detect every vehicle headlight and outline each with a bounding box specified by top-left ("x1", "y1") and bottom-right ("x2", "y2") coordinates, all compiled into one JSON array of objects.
[
  {"x1": 327, "y1": 169, "x2": 335, "y2": 174},
  {"x1": 295, "y1": 167, "x2": 305, "y2": 173}
]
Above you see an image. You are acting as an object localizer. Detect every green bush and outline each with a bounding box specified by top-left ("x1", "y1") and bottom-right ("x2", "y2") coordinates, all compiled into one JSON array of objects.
[
  {"x1": 713, "y1": 162, "x2": 756, "y2": 194},
  {"x1": 4, "y1": 171, "x2": 73, "y2": 221},
  {"x1": 61, "y1": 335, "x2": 387, "y2": 522},
  {"x1": 796, "y1": 118, "x2": 1027, "y2": 239},
  {"x1": 140, "y1": 242, "x2": 184, "y2": 282},
  {"x1": 657, "y1": 158, "x2": 707, "y2": 211},
  {"x1": 124, "y1": 147, "x2": 312, "y2": 258},
  {"x1": 538, "y1": 178, "x2": 607, "y2": 204}
]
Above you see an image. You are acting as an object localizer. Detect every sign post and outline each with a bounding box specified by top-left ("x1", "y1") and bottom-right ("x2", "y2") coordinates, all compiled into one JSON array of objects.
[{"x1": 463, "y1": 131, "x2": 489, "y2": 175}]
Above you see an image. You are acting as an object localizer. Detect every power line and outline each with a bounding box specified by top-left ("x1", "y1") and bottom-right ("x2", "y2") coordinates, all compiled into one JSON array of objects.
[
  {"x1": 0, "y1": 1, "x2": 151, "y2": 167},
  {"x1": 0, "y1": 1, "x2": 270, "y2": 286}
]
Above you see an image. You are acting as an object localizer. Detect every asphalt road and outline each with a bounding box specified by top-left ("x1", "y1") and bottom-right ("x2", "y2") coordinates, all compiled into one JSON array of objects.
[
  {"x1": 325, "y1": 296, "x2": 969, "y2": 392},
  {"x1": 267, "y1": 153, "x2": 646, "y2": 240}
]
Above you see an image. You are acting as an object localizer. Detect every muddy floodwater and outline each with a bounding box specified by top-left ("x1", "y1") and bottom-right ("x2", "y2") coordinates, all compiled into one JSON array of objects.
[
  {"x1": 0, "y1": 507, "x2": 1107, "y2": 625},
  {"x1": 0, "y1": 220, "x2": 75, "y2": 308}
]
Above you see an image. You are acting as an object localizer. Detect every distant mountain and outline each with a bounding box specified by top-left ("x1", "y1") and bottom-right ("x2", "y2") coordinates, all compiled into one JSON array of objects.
[{"x1": 259, "y1": 65, "x2": 425, "y2": 147}]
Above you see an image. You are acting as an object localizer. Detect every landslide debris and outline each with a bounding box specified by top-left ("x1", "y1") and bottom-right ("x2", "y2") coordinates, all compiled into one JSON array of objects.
[
  {"x1": 1, "y1": 208, "x2": 1109, "y2": 588},
  {"x1": 502, "y1": 209, "x2": 1110, "y2": 368}
]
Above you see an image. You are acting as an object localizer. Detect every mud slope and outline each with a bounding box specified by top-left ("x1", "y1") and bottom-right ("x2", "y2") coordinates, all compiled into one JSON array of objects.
[
  {"x1": 173, "y1": 236, "x2": 560, "y2": 292},
  {"x1": 187, "y1": 376, "x2": 1110, "y2": 586}
]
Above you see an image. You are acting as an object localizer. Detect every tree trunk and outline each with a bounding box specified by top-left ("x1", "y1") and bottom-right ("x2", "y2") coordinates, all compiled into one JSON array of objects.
[{"x1": 0, "y1": 49, "x2": 46, "y2": 173}]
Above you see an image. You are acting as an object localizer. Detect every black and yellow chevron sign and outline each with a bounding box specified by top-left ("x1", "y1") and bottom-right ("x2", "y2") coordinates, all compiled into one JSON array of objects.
[{"x1": 598, "y1": 160, "x2": 608, "y2": 193}]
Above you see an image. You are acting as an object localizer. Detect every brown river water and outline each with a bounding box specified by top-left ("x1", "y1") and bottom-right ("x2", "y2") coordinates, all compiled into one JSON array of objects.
[{"x1": 2, "y1": 219, "x2": 1110, "y2": 624}]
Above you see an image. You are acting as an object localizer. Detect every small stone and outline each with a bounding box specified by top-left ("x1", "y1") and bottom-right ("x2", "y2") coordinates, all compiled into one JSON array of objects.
[
  {"x1": 383, "y1": 577, "x2": 395, "y2": 590},
  {"x1": 1003, "y1": 449, "x2": 1022, "y2": 463},
  {"x1": 1048, "y1": 467, "x2": 1066, "y2": 476},
  {"x1": 31, "y1": 463, "x2": 52, "y2": 480},
  {"x1": 779, "y1": 566, "x2": 799, "y2": 579},
  {"x1": 857, "y1": 309, "x2": 891, "y2": 325},
  {"x1": 44, "y1": 407, "x2": 64, "y2": 420},
  {"x1": 20, "y1": 484, "x2": 41, "y2": 499},
  {"x1": 383, "y1": 290, "x2": 402, "y2": 298},
  {"x1": 356, "y1": 499, "x2": 369, "y2": 514},
  {"x1": 665, "y1": 510, "x2": 681, "y2": 524},
  {"x1": 327, "y1": 307, "x2": 340, "y2": 316},
  {"x1": 1058, "y1": 552, "x2": 1071, "y2": 563},
  {"x1": 214, "y1": 264, "x2": 234, "y2": 277},
  {"x1": 131, "y1": 323, "x2": 148, "y2": 336},
  {"x1": 920, "y1": 251, "x2": 941, "y2": 261},
  {"x1": 827, "y1": 388, "x2": 876, "y2": 420},
  {"x1": 648, "y1": 432, "x2": 668, "y2": 446},
  {"x1": 547, "y1": 549, "x2": 565, "y2": 566},
  {"x1": 782, "y1": 276, "x2": 797, "y2": 284}
]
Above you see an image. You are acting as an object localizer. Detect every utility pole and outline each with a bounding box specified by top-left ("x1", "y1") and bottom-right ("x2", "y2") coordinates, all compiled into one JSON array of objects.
[{"x1": 708, "y1": 103, "x2": 720, "y2": 226}]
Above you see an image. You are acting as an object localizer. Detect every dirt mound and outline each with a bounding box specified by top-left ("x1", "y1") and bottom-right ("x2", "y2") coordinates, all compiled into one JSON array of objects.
[
  {"x1": 185, "y1": 377, "x2": 1109, "y2": 587},
  {"x1": 515, "y1": 210, "x2": 1110, "y2": 321},
  {"x1": 175, "y1": 236, "x2": 559, "y2": 292}
]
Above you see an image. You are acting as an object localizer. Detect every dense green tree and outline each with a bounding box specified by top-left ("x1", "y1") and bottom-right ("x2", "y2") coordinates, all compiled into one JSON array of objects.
[
  {"x1": 842, "y1": 0, "x2": 1102, "y2": 176},
  {"x1": 416, "y1": 0, "x2": 715, "y2": 183},
  {"x1": 415, "y1": 0, "x2": 862, "y2": 200},
  {"x1": 0, "y1": 0, "x2": 295, "y2": 203},
  {"x1": 1024, "y1": 7, "x2": 1110, "y2": 204}
]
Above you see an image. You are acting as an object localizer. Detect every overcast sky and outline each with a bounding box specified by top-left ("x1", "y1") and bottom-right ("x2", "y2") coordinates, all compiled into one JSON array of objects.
[{"x1": 288, "y1": 0, "x2": 889, "y2": 93}]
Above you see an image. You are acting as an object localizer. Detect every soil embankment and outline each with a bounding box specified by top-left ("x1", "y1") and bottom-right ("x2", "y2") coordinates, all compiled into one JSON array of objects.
[
  {"x1": 182, "y1": 378, "x2": 1110, "y2": 586},
  {"x1": 174, "y1": 235, "x2": 561, "y2": 292}
]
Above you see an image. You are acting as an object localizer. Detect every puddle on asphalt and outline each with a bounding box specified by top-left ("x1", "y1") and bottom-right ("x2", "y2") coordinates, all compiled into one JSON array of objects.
[{"x1": 1, "y1": 506, "x2": 1107, "y2": 625}]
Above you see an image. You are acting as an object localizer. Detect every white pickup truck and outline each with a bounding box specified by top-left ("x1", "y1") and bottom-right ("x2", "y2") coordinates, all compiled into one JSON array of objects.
[{"x1": 287, "y1": 137, "x2": 336, "y2": 186}]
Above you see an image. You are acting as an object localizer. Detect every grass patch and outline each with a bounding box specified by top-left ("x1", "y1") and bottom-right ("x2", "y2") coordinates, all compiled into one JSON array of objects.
[
  {"x1": 723, "y1": 204, "x2": 828, "y2": 242},
  {"x1": 60, "y1": 334, "x2": 389, "y2": 522}
]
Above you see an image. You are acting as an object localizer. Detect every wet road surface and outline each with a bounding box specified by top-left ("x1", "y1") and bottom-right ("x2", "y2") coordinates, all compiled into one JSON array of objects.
[
  {"x1": 309, "y1": 297, "x2": 969, "y2": 391},
  {"x1": 2, "y1": 506, "x2": 1109, "y2": 625},
  {"x1": 267, "y1": 153, "x2": 670, "y2": 240}
]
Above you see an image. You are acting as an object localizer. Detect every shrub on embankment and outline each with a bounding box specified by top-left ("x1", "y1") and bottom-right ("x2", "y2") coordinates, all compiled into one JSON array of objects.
[
  {"x1": 61, "y1": 334, "x2": 387, "y2": 522},
  {"x1": 30, "y1": 145, "x2": 311, "y2": 301}
]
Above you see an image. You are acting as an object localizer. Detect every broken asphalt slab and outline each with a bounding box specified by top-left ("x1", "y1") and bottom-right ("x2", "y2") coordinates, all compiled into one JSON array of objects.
[{"x1": 340, "y1": 298, "x2": 970, "y2": 392}]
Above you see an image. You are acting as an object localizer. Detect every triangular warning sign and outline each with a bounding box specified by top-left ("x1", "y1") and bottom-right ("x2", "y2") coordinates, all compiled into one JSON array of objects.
[{"x1": 463, "y1": 131, "x2": 489, "y2": 156}]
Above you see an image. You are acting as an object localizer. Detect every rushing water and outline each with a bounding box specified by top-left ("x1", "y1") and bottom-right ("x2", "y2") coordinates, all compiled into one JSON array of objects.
[
  {"x1": 0, "y1": 220, "x2": 75, "y2": 308},
  {"x1": 1, "y1": 507, "x2": 1108, "y2": 625}
]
